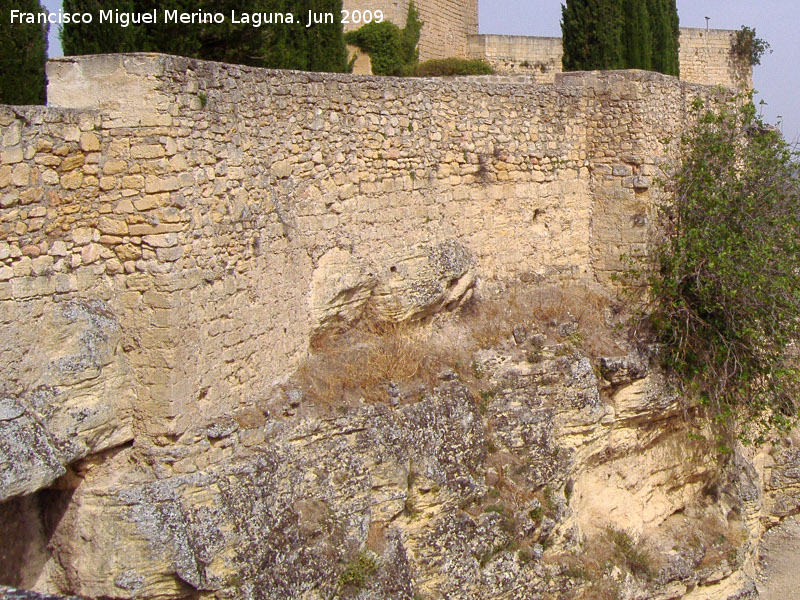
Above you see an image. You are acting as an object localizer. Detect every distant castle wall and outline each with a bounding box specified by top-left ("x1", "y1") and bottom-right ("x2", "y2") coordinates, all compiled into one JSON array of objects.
[
  {"x1": 340, "y1": 0, "x2": 749, "y2": 89},
  {"x1": 468, "y1": 28, "x2": 751, "y2": 89},
  {"x1": 678, "y1": 28, "x2": 752, "y2": 90},
  {"x1": 0, "y1": 54, "x2": 722, "y2": 440},
  {"x1": 467, "y1": 35, "x2": 563, "y2": 82}
]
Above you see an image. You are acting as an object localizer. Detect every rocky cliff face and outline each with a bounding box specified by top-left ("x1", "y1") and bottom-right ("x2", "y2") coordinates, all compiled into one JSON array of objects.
[{"x1": 2, "y1": 281, "x2": 799, "y2": 600}]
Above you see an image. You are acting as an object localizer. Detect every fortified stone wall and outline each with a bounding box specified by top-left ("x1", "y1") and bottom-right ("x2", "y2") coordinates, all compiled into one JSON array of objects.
[
  {"x1": 342, "y1": 0, "x2": 479, "y2": 61},
  {"x1": 0, "y1": 54, "x2": 719, "y2": 444},
  {"x1": 679, "y1": 27, "x2": 752, "y2": 89},
  {"x1": 468, "y1": 35, "x2": 563, "y2": 82},
  {"x1": 468, "y1": 28, "x2": 751, "y2": 89}
]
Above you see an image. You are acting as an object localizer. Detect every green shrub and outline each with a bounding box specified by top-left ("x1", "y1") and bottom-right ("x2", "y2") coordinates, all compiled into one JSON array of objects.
[
  {"x1": 605, "y1": 528, "x2": 655, "y2": 579},
  {"x1": 732, "y1": 26, "x2": 771, "y2": 66},
  {"x1": 413, "y1": 58, "x2": 495, "y2": 77},
  {"x1": 647, "y1": 95, "x2": 800, "y2": 441},
  {"x1": 338, "y1": 551, "x2": 379, "y2": 589},
  {"x1": 345, "y1": 2, "x2": 421, "y2": 75}
]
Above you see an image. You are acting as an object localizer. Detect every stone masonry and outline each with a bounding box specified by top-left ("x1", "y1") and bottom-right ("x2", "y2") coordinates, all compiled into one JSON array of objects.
[
  {"x1": 0, "y1": 54, "x2": 725, "y2": 446},
  {"x1": 469, "y1": 28, "x2": 752, "y2": 88}
]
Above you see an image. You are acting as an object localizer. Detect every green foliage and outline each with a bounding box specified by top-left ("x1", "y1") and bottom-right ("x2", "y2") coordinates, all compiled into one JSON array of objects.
[
  {"x1": 0, "y1": 0, "x2": 48, "y2": 104},
  {"x1": 561, "y1": 0, "x2": 624, "y2": 71},
  {"x1": 732, "y1": 26, "x2": 771, "y2": 67},
  {"x1": 399, "y1": 1, "x2": 422, "y2": 68},
  {"x1": 622, "y1": 0, "x2": 652, "y2": 70},
  {"x1": 61, "y1": 0, "x2": 137, "y2": 55},
  {"x1": 413, "y1": 57, "x2": 494, "y2": 76},
  {"x1": 345, "y1": 2, "x2": 421, "y2": 75},
  {"x1": 561, "y1": 0, "x2": 678, "y2": 75},
  {"x1": 647, "y1": 96, "x2": 800, "y2": 440},
  {"x1": 338, "y1": 551, "x2": 379, "y2": 589},
  {"x1": 648, "y1": 0, "x2": 680, "y2": 76},
  {"x1": 605, "y1": 528, "x2": 655, "y2": 579},
  {"x1": 62, "y1": 0, "x2": 348, "y2": 72}
]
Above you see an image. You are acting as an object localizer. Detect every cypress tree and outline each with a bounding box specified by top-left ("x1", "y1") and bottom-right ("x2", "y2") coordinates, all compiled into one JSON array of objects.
[
  {"x1": 62, "y1": 0, "x2": 139, "y2": 55},
  {"x1": 561, "y1": 0, "x2": 623, "y2": 71},
  {"x1": 0, "y1": 0, "x2": 48, "y2": 104},
  {"x1": 648, "y1": 0, "x2": 680, "y2": 76},
  {"x1": 563, "y1": 0, "x2": 679, "y2": 76},
  {"x1": 621, "y1": 0, "x2": 651, "y2": 70},
  {"x1": 61, "y1": 0, "x2": 348, "y2": 72}
]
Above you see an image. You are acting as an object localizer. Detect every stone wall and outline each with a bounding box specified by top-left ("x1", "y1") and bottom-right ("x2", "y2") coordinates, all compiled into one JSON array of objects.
[
  {"x1": 0, "y1": 54, "x2": 718, "y2": 445},
  {"x1": 679, "y1": 27, "x2": 752, "y2": 89},
  {"x1": 468, "y1": 28, "x2": 751, "y2": 89},
  {"x1": 342, "y1": 0, "x2": 479, "y2": 62},
  {"x1": 468, "y1": 35, "x2": 563, "y2": 83}
]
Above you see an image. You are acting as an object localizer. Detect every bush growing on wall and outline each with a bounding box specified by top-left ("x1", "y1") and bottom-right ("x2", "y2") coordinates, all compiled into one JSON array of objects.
[
  {"x1": 731, "y1": 26, "x2": 771, "y2": 67},
  {"x1": 345, "y1": 2, "x2": 421, "y2": 75},
  {"x1": 413, "y1": 58, "x2": 494, "y2": 77},
  {"x1": 648, "y1": 96, "x2": 800, "y2": 441}
]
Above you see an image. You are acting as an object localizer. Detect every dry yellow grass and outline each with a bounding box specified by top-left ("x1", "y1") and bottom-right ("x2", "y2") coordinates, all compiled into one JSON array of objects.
[{"x1": 291, "y1": 281, "x2": 628, "y2": 412}]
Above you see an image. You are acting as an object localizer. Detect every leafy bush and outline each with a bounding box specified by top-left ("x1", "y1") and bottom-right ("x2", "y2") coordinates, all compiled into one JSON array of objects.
[
  {"x1": 413, "y1": 58, "x2": 495, "y2": 77},
  {"x1": 647, "y1": 95, "x2": 800, "y2": 440},
  {"x1": 731, "y1": 26, "x2": 771, "y2": 66},
  {"x1": 345, "y1": 2, "x2": 421, "y2": 75}
]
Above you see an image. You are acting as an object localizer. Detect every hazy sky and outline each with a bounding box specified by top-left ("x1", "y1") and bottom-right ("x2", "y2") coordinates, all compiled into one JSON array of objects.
[
  {"x1": 479, "y1": 1, "x2": 799, "y2": 143},
  {"x1": 41, "y1": 1, "x2": 798, "y2": 142}
]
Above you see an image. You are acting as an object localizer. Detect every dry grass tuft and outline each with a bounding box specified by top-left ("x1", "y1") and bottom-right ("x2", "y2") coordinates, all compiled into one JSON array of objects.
[
  {"x1": 290, "y1": 281, "x2": 628, "y2": 412},
  {"x1": 295, "y1": 320, "x2": 451, "y2": 411},
  {"x1": 460, "y1": 281, "x2": 625, "y2": 357}
]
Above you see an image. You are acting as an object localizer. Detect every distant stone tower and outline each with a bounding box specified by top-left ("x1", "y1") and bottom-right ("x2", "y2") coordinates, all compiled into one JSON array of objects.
[{"x1": 341, "y1": 0, "x2": 479, "y2": 61}]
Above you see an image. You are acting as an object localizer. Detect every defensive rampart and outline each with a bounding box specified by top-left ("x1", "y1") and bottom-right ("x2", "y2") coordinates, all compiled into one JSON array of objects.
[
  {"x1": 469, "y1": 28, "x2": 751, "y2": 89},
  {"x1": 0, "y1": 54, "x2": 720, "y2": 441}
]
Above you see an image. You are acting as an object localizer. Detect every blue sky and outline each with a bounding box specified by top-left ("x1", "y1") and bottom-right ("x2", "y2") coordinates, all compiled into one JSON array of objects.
[{"x1": 41, "y1": 1, "x2": 798, "y2": 142}]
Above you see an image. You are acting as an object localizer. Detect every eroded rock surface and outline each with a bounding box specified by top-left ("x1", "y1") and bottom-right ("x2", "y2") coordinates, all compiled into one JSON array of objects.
[
  {"x1": 0, "y1": 300, "x2": 135, "y2": 502},
  {"x1": 370, "y1": 240, "x2": 476, "y2": 323},
  {"x1": 5, "y1": 331, "x2": 790, "y2": 600},
  {"x1": 3, "y1": 295, "x2": 799, "y2": 600}
]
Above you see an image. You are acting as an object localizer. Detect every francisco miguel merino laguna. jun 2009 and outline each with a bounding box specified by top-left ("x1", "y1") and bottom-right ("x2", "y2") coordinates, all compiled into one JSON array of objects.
[{"x1": 9, "y1": 8, "x2": 374, "y2": 28}]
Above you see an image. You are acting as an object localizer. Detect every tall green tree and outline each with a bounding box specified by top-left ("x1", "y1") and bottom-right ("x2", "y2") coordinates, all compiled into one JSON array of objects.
[
  {"x1": 0, "y1": 0, "x2": 48, "y2": 104},
  {"x1": 561, "y1": 0, "x2": 624, "y2": 71},
  {"x1": 648, "y1": 0, "x2": 679, "y2": 75},
  {"x1": 621, "y1": 0, "x2": 652, "y2": 70},
  {"x1": 562, "y1": 0, "x2": 679, "y2": 75},
  {"x1": 61, "y1": 0, "x2": 138, "y2": 55},
  {"x1": 61, "y1": 0, "x2": 348, "y2": 72}
]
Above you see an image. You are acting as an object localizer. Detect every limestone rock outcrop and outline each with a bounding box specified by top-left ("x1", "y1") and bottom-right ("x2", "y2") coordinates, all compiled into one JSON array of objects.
[
  {"x1": 0, "y1": 300, "x2": 135, "y2": 502},
  {"x1": 309, "y1": 240, "x2": 476, "y2": 335},
  {"x1": 5, "y1": 325, "x2": 793, "y2": 600},
  {"x1": 309, "y1": 247, "x2": 377, "y2": 334},
  {"x1": 370, "y1": 240, "x2": 476, "y2": 323}
]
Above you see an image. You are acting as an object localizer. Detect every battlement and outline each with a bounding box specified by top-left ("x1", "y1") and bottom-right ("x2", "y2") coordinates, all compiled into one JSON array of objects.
[
  {"x1": 338, "y1": 0, "x2": 750, "y2": 88},
  {"x1": 468, "y1": 28, "x2": 751, "y2": 89}
]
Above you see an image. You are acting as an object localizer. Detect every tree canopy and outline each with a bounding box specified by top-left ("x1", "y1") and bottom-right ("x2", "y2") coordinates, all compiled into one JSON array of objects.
[
  {"x1": 61, "y1": 0, "x2": 348, "y2": 72},
  {"x1": 0, "y1": 0, "x2": 48, "y2": 104},
  {"x1": 647, "y1": 96, "x2": 800, "y2": 443},
  {"x1": 561, "y1": 0, "x2": 679, "y2": 76}
]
